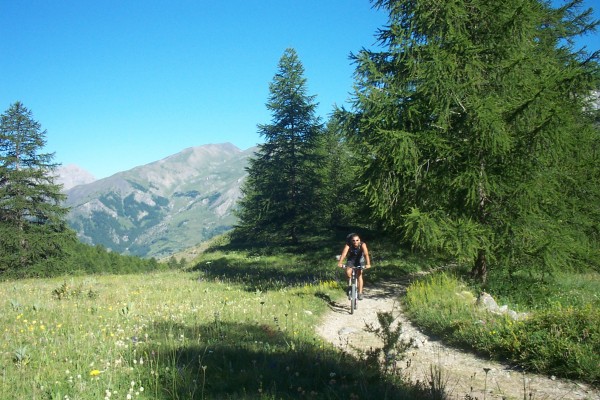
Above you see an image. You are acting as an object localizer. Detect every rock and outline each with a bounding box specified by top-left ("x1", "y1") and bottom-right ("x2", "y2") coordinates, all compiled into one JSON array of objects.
[
  {"x1": 476, "y1": 292, "x2": 500, "y2": 312},
  {"x1": 338, "y1": 327, "x2": 358, "y2": 336}
]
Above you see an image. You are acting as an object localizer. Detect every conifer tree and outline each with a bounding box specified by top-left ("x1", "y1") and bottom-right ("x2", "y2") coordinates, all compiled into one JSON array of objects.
[
  {"x1": 235, "y1": 48, "x2": 324, "y2": 243},
  {"x1": 0, "y1": 102, "x2": 75, "y2": 275},
  {"x1": 322, "y1": 112, "x2": 370, "y2": 229},
  {"x1": 349, "y1": 0, "x2": 599, "y2": 281}
]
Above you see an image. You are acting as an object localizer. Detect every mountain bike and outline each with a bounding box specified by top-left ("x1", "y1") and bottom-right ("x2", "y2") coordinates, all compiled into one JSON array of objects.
[{"x1": 343, "y1": 265, "x2": 365, "y2": 314}]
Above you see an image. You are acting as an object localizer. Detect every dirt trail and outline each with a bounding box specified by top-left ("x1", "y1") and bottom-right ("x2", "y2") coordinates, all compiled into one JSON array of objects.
[{"x1": 315, "y1": 279, "x2": 599, "y2": 400}]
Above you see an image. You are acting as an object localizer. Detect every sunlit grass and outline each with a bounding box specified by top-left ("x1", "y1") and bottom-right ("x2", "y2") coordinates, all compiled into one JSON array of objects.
[{"x1": 1, "y1": 264, "x2": 420, "y2": 399}]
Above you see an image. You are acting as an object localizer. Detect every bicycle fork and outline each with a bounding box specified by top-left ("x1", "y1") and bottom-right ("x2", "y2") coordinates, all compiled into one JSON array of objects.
[{"x1": 349, "y1": 271, "x2": 358, "y2": 314}]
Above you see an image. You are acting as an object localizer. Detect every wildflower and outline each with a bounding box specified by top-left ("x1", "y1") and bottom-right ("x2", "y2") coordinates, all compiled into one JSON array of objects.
[{"x1": 90, "y1": 370, "x2": 101, "y2": 377}]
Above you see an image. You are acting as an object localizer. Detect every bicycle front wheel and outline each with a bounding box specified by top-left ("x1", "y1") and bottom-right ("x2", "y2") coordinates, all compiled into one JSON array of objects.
[{"x1": 350, "y1": 282, "x2": 357, "y2": 314}]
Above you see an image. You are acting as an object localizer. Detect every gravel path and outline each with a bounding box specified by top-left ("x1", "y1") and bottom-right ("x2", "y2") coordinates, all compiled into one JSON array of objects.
[{"x1": 315, "y1": 278, "x2": 599, "y2": 400}]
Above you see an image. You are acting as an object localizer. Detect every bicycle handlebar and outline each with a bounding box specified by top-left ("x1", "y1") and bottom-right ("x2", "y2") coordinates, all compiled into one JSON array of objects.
[{"x1": 341, "y1": 264, "x2": 366, "y2": 269}]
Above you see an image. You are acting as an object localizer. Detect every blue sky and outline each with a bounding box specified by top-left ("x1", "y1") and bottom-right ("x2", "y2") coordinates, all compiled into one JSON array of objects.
[{"x1": 1, "y1": 1, "x2": 598, "y2": 179}]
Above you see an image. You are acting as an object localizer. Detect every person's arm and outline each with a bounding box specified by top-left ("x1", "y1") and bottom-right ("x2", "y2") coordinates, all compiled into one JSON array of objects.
[
  {"x1": 338, "y1": 244, "x2": 349, "y2": 267},
  {"x1": 362, "y1": 243, "x2": 371, "y2": 268}
]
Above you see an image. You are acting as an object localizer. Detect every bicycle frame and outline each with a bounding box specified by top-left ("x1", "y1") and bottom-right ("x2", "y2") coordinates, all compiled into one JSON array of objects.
[{"x1": 344, "y1": 265, "x2": 365, "y2": 314}]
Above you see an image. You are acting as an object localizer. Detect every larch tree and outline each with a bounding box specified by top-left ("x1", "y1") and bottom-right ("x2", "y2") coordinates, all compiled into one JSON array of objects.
[
  {"x1": 235, "y1": 48, "x2": 325, "y2": 243},
  {"x1": 348, "y1": 0, "x2": 599, "y2": 281},
  {"x1": 323, "y1": 111, "x2": 374, "y2": 230},
  {"x1": 0, "y1": 102, "x2": 75, "y2": 275}
]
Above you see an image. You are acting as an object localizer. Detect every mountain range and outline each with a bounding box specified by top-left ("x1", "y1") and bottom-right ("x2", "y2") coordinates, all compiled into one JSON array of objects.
[{"x1": 59, "y1": 143, "x2": 254, "y2": 259}]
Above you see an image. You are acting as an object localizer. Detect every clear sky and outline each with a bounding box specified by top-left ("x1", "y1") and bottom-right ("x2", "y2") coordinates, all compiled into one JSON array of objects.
[{"x1": 2, "y1": 1, "x2": 598, "y2": 179}]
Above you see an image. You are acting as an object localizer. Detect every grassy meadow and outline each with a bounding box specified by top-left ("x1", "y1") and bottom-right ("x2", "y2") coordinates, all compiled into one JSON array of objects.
[
  {"x1": 0, "y1": 239, "x2": 429, "y2": 400},
  {"x1": 2, "y1": 234, "x2": 599, "y2": 398}
]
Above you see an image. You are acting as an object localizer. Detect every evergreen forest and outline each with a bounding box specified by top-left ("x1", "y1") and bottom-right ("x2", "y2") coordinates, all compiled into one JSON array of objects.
[{"x1": 235, "y1": 0, "x2": 600, "y2": 285}]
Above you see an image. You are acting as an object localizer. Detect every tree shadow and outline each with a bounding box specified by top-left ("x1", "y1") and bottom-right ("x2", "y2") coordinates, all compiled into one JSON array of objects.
[
  {"x1": 141, "y1": 319, "x2": 427, "y2": 399},
  {"x1": 191, "y1": 256, "x2": 339, "y2": 292}
]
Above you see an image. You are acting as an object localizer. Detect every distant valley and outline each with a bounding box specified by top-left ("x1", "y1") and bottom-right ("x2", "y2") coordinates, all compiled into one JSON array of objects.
[{"x1": 57, "y1": 143, "x2": 255, "y2": 258}]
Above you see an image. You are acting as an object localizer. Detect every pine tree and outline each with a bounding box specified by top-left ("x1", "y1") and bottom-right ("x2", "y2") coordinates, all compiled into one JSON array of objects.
[
  {"x1": 235, "y1": 48, "x2": 324, "y2": 243},
  {"x1": 322, "y1": 112, "x2": 370, "y2": 229},
  {"x1": 349, "y1": 0, "x2": 599, "y2": 281},
  {"x1": 0, "y1": 102, "x2": 75, "y2": 275}
]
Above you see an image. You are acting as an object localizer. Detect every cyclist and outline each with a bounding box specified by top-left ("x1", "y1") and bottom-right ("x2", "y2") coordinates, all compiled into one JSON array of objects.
[{"x1": 337, "y1": 233, "x2": 371, "y2": 300}]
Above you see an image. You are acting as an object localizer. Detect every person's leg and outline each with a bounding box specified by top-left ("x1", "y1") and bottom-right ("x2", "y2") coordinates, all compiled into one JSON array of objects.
[
  {"x1": 346, "y1": 267, "x2": 352, "y2": 298},
  {"x1": 357, "y1": 270, "x2": 364, "y2": 294}
]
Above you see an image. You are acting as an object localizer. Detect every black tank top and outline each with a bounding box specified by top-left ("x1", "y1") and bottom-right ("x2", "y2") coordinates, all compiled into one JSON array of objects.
[{"x1": 347, "y1": 243, "x2": 364, "y2": 266}]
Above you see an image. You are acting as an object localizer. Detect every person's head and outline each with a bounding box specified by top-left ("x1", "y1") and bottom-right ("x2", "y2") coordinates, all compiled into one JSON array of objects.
[{"x1": 346, "y1": 233, "x2": 361, "y2": 246}]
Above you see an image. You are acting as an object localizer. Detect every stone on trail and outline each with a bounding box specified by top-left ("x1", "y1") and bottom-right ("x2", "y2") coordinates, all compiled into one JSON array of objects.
[{"x1": 338, "y1": 327, "x2": 358, "y2": 335}]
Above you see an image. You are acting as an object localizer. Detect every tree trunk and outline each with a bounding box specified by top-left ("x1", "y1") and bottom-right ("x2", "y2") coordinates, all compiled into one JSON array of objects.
[{"x1": 472, "y1": 249, "x2": 487, "y2": 283}]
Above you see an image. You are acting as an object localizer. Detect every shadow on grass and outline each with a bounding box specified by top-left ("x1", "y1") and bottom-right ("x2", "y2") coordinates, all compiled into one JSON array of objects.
[
  {"x1": 143, "y1": 319, "x2": 427, "y2": 400},
  {"x1": 190, "y1": 230, "x2": 452, "y2": 307},
  {"x1": 192, "y1": 256, "x2": 339, "y2": 292}
]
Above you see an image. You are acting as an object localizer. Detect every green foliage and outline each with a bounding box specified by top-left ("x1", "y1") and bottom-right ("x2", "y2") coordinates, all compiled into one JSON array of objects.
[
  {"x1": 363, "y1": 311, "x2": 413, "y2": 375},
  {"x1": 50, "y1": 279, "x2": 100, "y2": 300},
  {"x1": 234, "y1": 48, "x2": 328, "y2": 244},
  {"x1": 347, "y1": 0, "x2": 600, "y2": 281},
  {"x1": 484, "y1": 267, "x2": 600, "y2": 309},
  {"x1": 404, "y1": 271, "x2": 600, "y2": 384},
  {"x1": 1, "y1": 238, "x2": 163, "y2": 279},
  {"x1": 316, "y1": 114, "x2": 368, "y2": 229},
  {"x1": 516, "y1": 306, "x2": 600, "y2": 382},
  {"x1": 0, "y1": 102, "x2": 77, "y2": 274}
]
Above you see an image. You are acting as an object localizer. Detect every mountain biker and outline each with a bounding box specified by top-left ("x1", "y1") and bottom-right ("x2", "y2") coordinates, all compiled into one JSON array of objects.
[{"x1": 337, "y1": 233, "x2": 371, "y2": 300}]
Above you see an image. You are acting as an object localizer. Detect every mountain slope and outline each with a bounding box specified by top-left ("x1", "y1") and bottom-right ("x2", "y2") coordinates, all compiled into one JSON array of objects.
[
  {"x1": 55, "y1": 164, "x2": 96, "y2": 190},
  {"x1": 64, "y1": 143, "x2": 254, "y2": 258}
]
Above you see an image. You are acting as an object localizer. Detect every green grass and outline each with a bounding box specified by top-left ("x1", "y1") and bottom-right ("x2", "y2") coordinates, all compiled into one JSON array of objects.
[
  {"x1": 403, "y1": 271, "x2": 600, "y2": 385},
  {"x1": 4, "y1": 231, "x2": 598, "y2": 398},
  {"x1": 0, "y1": 237, "x2": 430, "y2": 400}
]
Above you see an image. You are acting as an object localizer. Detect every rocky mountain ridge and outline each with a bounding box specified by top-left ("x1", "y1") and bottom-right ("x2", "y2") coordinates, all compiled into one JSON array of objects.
[
  {"x1": 55, "y1": 164, "x2": 96, "y2": 190},
  {"x1": 60, "y1": 143, "x2": 254, "y2": 258}
]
